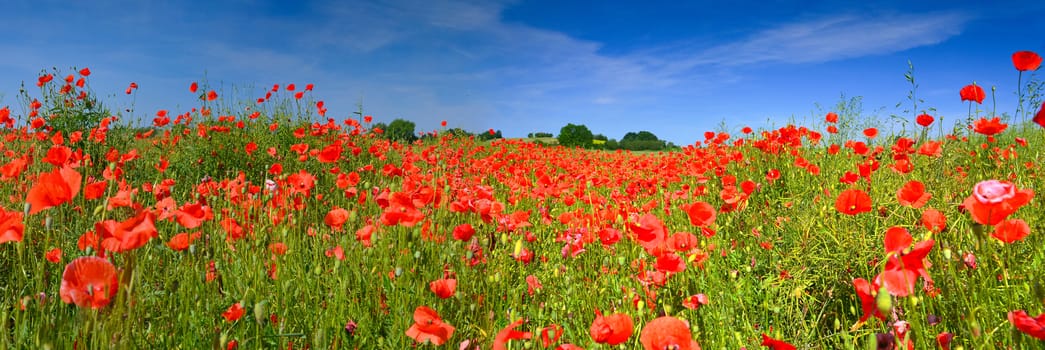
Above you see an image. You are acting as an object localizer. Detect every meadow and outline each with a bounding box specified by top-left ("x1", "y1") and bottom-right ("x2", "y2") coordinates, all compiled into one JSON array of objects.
[{"x1": 0, "y1": 52, "x2": 1043, "y2": 349}]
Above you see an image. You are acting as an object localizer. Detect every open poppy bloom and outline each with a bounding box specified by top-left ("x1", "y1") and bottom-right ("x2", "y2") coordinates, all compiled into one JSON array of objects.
[
  {"x1": 639, "y1": 316, "x2": 700, "y2": 350},
  {"x1": 1012, "y1": 51, "x2": 1043, "y2": 71},
  {"x1": 851, "y1": 278, "x2": 885, "y2": 330},
  {"x1": 628, "y1": 214, "x2": 668, "y2": 255},
  {"x1": 959, "y1": 84, "x2": 985, "y2": 104},
  {"x1": 0, "y1": 206, "x2": 24, "y2": 244},
  {"x1": 835, "y1": 189, "x2": 872, "y2": 215},
  {"x1": 876, "y1": 234, "x2": 934, "y2": 297},
  {"x1": 990, "y1": 219, "x2": 1031, "y2": 244},
  {"x1": 60, "y1": 256, "x2": 119, "y2": 309},
  {"x1": 1008, "y1": 310, "x2": 1045, "y2": 339},
  {"x1": 920, "y1": 208, "x2": 947, "y2": 233},
  {"x1": 589, "y1": 310, "x2": 633, "y2": 345},
  {"x1": 896, "y1": 181, "x2": 931, "y2": 208},
  {"x1": 915, "y1": 114, "x2": 934, "y2": 127},
  {"x1": 324, "y1": 207, "x2": 350, "y2": 230},
  {"x1": 428, "y1": 278, "x2": 456, "y2": 299},
  {"x1": 222, "y1": 302, "x2": 245, "y2": 322},
  {"x1": 26, "y1": 165, "x2": 82, "y2": 215},
  {"x1": 972, "y1": 117, "x2": 1007, "y2": 136},
  {"x1": 406, "y1": 306, "x2": 455, "y2": 345},
  {"x1": 98, "y1": 211, "x2": 159, "y2": 253},
  {"x1": 761, "y1": 333, "x2": 796, "y2": 350},
  {"x1": 961, "y1": 180, "x2": 1034, "y2": 226},
  {"x1": 685, "y1": 202, "x2": 716, "y2": 227},
  {"x1": 493, "y1": 318, "x2": 531, "y2": 350}
]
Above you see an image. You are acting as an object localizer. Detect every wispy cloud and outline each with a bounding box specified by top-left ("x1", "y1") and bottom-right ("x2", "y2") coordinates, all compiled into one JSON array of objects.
[{"x1": 699, "y1": 12, "x2": 970, "y2": 65}]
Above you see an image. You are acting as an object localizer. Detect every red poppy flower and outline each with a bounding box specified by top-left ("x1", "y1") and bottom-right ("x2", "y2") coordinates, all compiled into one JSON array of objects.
[
  {"x1": 876, "y1": 239, "x2": 934, "y2": 297},
  {"x1": 510, "y1": 275, "x2": 534, "y2": 297},
  {"x1": 167, "y1": 232, "x2": 201, "y2": 251},
  {"x1": 681, "y1": 294, "x2": 709, "y2": 310},
  {"x1": 990, "y1": 219, "x2": 1030, "y2": 244},
  {"x1": 883, "y1": 227, "x2": 912, "y2": 255},
  {"x1": 685, "y1": 202, "x2": 716, "y2": 227},
  {"x1": 761, "y1": 333, "x2": 796, "y2": 350},
  {"x1": 972, "y1": 117, "x2": 1007, "y2": 136},
  {"x1": 1012, "y1": 51, "x2": 1042, "y2": 71},
  {"x1": 98, "y1": 211, "x2": 158, "y2": 253},
  {"x1": 851, "y1": 278, "x2": 885, "y2": 328},
  {"x1": 174, "y1": 202, "x2": 210, "y2": 229},
  {"x1": 921, "y1": 208, "x2": 946, "y2": 233},
  {"x1": 863, "y1": 128, "x2": 878, "y2": 139},
  {"x1": 915, "y1": 114, "x2": 934, "y2": 127},
  {"x1": 405, "y1": 306, "x2": 455, "y2": 345},
  {"x1": 0, "y1": 206, "x2": 24, "y2": 245},
  {"x1": 452, "y1": 223, "x2": 475, "y2": 241},
  {"x1": 189, "y1": 82, "x2": 198, "y2": 93},
  {"x1": 835, "y1": 189, "x2": 872, "y2": 215},
  {"x1": 639, "y1": 316, "x2": 700, "y2": 350},
  {"x1": 540, "y1": 324, "x2": 564, "y2": 348},
  {"x1": 960, "y1": 84, "x2": 985, "y2": 104},
  {"x1": 590, "y1": 310, "x2": 633, "y2": 345},
  {"x1": 429, "y1": 278, "x2": 456, "y2": 299},
  {"x1": 1008, "y1": 310, "x2": 1045, "y2": 339},
  {"x1": 896, "y1": 180, "x2": 931, "y2": 208},
  {"x1": 628, "y1": 214, "x2": 668, "y2": 254},
  {"x1": 206, "y1": 90, "x2": 218, "y2": 101},
  {"x1": 26, "y1": 165, "x2": 82, "y2": 215},
  {"x1": 1033, "y1": 102, "x2": 1045, "y2": 128},
  {"x1": 825, "y1": 112, "x2": 838, "y2": 123},
  {"x1": 493, "y1": 318, "x2": 532, "y2": 350},
  {"x1": 324, "y1": 207, "x2": 350, "y2": 230},
  {"x1": 45, "y1": 248, "x2": 62, "y2": 263},
  {"x1": 79, "y1": 67, "x2": 91, "y2": 76},
  {"x1": 60, "y1": 256, "x2": 119, "y2": 309},
  {"x1": 961, "y1": 180, "x2": 1034, "y2": 225},
  {"x1": 222, "y1": 302, "x2": 245, "y2": 322}
]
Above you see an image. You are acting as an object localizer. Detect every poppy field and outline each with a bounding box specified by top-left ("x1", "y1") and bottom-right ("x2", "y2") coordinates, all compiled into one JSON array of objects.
[{"x1": 1, "y1": 52, "x2": 1045, "y2": 349}]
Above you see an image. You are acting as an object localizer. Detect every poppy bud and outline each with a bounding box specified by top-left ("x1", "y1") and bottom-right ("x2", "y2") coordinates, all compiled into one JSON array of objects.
[
  {"x1": 875, "y1": 286, "x2": 892, "y2": 315},
  {"x1": 254, "y1": 300, "x2": 268, "y2": 325}
]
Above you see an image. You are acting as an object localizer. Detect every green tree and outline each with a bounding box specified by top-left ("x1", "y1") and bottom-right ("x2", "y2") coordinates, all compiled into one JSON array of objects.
[
  {"x1": 621, "y1": 131, "x2": 659, "y2": 142},
  {"x1": 385, "y1": 118, "x2": 417, "y2": 142},
  {"x1": 557, "y1": 123, "x2": 594, "y2": 148}
]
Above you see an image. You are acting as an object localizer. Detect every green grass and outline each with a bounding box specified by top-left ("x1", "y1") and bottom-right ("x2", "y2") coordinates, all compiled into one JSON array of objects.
[{"x1": 1, "y1": 66, "x2": 1044, "y2": 349}]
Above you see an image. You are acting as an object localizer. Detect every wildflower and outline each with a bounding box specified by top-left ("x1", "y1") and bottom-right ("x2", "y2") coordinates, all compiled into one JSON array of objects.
[
  {"x1": 961, "y1": 180, "x2": 1033, "y2": 226},
  {"x1": 589, "y1": 310, "x2": 633, "y2": 345},
  {"x1": 1012, "y1": 51, "x2": 1042, "y2": 71},
  {"x1": 1008, "y1": 310, "x2": 1045, "y2": 339},
  {"x1": 972, "y1": 117, "x2": 1007, "y2": 136},
  {"x1": 639, "y1": 316, "x2": 700, "y2": 350},
  {"x1": 429, "y1": 278, "x2": 456, "y2": 299},
  {"x1": 835, "y1": 189, "x2": 872, "y2": 215},
  {"x1": 493, "y1": 318, "x2": 531, "y2": 350},
  {"x1": 405, "y1": 306, "x2": 455, "y2": 345},
  {"x1": 0, "y1": 206, "x2": 24, "y2": 244},
  {"x1": 60, "y1": 256, "x2": 119, "y2": 309},
  {"x1": 223, "y1": 302, "x2": 245, "y2": 322},
  {"x1": 959, "y1": 84, "x2": 985, "y2": 104},
  {"x1": 26, "y1": 165, "x2": 82, "y2": 215},
  {"x1": 761, "y1": 333, "x2": 796, "y2": 350},
  {"x1": 915, "y1": 114, "x2": 934, "y2": 127}
]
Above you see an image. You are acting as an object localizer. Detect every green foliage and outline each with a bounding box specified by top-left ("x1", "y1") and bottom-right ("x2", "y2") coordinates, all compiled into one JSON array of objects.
[
  {"x1": 385, "y1": 118, "x2": 417, "y2": 142},
  {"x1": 556, "y1": 123, "x2": 593, "y2": 148}
]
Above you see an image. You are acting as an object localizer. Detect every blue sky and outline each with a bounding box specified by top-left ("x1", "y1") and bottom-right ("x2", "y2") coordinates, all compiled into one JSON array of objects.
[{"x1": 1, "y1": 0, "x2": 1043, "y2": 144}]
